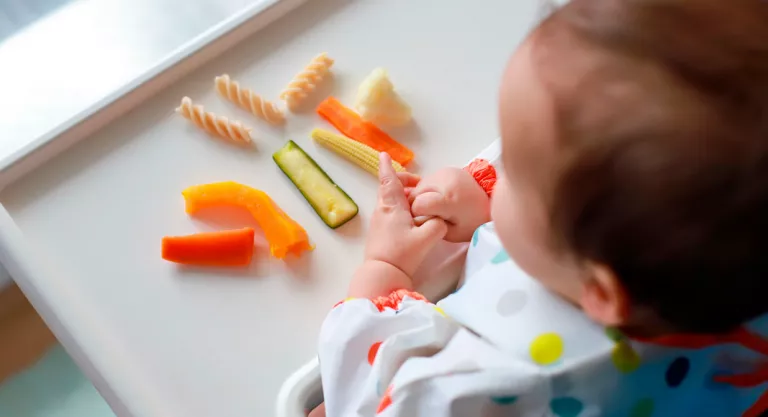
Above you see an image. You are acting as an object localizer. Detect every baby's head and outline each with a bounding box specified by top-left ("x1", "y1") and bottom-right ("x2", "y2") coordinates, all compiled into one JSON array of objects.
[{"x1": 492, "y1": 0, "x2": 768, "y2": 336}]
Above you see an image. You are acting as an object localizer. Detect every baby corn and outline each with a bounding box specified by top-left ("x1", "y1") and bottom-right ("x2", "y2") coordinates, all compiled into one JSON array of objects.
[{"x1": 311, "y1": 128, "x2": 405, "y2": 175}]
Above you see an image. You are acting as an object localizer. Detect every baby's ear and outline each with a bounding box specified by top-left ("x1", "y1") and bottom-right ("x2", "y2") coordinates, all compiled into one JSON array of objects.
[{"x1": 580, "y1": 264, "x2": 630, "y2": 327}]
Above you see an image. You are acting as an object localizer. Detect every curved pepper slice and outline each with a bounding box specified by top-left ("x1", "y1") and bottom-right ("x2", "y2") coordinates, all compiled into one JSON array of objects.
[{"x1": 182, "y1": 181, "x2": 313, "y2": 258}]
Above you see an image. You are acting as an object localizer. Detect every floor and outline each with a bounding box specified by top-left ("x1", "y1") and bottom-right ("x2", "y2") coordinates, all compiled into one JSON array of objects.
[{"x1": 0, "y1": 285, "x2": 114, "y2": 417}]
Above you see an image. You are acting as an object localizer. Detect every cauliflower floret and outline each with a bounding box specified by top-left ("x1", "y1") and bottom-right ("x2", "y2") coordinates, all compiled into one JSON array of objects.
[{"x1": 355, "y1": 68, "x2": 412, "y2": 126}]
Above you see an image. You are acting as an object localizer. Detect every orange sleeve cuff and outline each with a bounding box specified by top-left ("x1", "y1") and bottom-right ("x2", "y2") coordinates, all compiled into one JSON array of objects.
[
  {"x1": 333, "y1": 289, "x2": 428, "y2": 312},
  {"x1": 464, "y1": 158, "x2": 497, "y2": 197}
]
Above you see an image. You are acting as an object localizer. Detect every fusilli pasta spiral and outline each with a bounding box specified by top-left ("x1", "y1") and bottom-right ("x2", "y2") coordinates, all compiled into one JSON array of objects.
[
  {"x1": 280, "y1": 53, "x2": 334, "y2": 111},
  {"x1": 215, "y1": 74, "x2": 284, "y2": 125},
  {"x1": 176, "y1": 97, "x2": 252, "y2": 145}
]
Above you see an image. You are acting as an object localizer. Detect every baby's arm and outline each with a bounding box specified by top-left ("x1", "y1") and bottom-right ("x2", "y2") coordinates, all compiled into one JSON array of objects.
[
  {"x1": 348, "y1": 260, "x2": 414, "y2": 299},
  {"x1": 348, "y1": 154, "x2": 447, "y2": 299},
  {"x1": 409, "y1": 159, "x2": 496, "y2": 242},
  {"x1": 309, "y1": 154, "x2": 446, "y2": 417}
]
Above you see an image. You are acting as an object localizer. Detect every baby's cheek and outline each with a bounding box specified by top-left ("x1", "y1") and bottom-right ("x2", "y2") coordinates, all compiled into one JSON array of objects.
[
  {"x1": 492, "y1": 179, "x2": 553, "y2": 276},
  {"x1": 492, "y1": 179, "x2": 584, "y2": 303},
  {"x1": 491, "y1": 179, "x2": 532, "y2": 264},
  {"x1": 490, "y1": 178, "x2": 509, "y2": 232}
]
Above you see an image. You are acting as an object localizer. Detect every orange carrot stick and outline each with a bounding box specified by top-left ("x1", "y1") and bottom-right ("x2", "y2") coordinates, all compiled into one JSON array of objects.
[
  {"x1": 162, "y1": 228, "x2": 255, "y2": 266},
  {"x1": 317, "y1": 97, "x2": 414, "y2": 166}
]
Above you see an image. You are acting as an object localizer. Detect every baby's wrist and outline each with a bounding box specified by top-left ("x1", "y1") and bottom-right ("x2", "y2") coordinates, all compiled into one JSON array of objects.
[
  {"x1": 347, "y1": 259, "x2": 414, "y2": 299},
  {"x1": 458, "y1": 168, "x2": 493, "y2": 233}
]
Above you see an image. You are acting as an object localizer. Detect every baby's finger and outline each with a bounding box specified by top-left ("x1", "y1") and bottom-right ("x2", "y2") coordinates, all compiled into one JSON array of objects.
[
  {"x1": 411, "y1": 191, "x2": 452, "y2": 220},
  {"x1": 407, "y1": 183, "x2": 432, "y2": 205},
  {"x1": 397, "y1": 172, "x2": 421, "y2": 188},
  {"x1": 378, "y1": 153, "x2": 409, "y2": 210},
  {"x1": 415, "y1": 216, "x2": 448, "y2": 244},
  {"x1": 413, "y1": 215, "x2": 434, "y2": 226}
]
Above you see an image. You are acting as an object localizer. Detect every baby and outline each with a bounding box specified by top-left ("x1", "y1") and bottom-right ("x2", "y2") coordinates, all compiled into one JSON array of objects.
[{"x1": 310, "y1": 0, "x2": 768, "y2": 416}]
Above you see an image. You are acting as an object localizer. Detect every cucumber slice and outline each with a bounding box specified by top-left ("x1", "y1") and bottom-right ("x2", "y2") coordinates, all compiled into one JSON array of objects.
[{"x1": 273, "y1": 140, "x2": 359, "y2": 229}]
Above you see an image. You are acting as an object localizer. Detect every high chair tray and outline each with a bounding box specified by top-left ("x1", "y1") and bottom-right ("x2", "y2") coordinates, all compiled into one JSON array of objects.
[{"x1": 0, "y1": 1, "x2": 536, "y2": 416}]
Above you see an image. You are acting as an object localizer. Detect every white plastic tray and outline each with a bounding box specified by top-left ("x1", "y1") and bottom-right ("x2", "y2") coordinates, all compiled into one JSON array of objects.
[{"x1": 0, "y1": 1, "x2": 539, "y2": 416}]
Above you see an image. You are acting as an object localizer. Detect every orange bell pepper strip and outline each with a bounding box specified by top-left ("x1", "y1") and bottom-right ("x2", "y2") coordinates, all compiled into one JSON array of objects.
[
  {"x1": 162, "y1": 228, "x2": 255, "y2": 266},
  {"x1": 317, "y1": 97, "x2": 414, "y2": 166},
  {"x1": 182, "y1": 182, "x2": 313, "y2": 258}
]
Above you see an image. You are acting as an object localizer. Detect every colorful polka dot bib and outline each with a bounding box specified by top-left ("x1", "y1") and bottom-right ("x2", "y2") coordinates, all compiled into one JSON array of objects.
[
  {"x1": 441, "y1": 223, "x2": 768, "y2": 416},
  {"x1": 317, "y1": 223, "x2": 768, "y2": 416}
]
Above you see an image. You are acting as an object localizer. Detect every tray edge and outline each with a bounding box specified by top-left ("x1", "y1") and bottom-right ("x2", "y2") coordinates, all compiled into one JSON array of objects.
[
  {"x1": 0, "y1": 0, "x2": 308, "y2": 192},
  {"x1": 0, "y1": 1, "x2": 309, "y2": 416}
]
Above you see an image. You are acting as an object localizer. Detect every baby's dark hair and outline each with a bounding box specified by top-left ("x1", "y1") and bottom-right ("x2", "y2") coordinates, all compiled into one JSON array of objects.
[{"x1": 535, "y1": 0, "x2": 768, "y2": 334}]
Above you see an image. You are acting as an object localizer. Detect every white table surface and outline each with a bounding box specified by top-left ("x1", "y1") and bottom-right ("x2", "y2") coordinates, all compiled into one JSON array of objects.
[{"x1": 0, "y1": 1, "x2": 540, "y2": 416}]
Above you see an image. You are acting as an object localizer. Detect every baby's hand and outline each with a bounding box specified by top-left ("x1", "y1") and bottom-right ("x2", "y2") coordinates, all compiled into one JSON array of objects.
[
  {"x1": 409, "y1": 167, "x2": 491, "y2": 242},
  {"x1": 364, "y1": 154, "x2": 448, "y2": 277}
]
